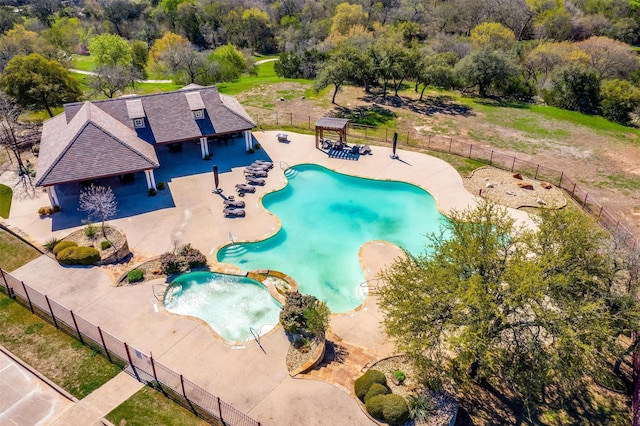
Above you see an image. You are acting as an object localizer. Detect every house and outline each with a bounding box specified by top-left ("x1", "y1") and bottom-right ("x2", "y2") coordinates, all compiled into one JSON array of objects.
[{"x1": 35, "y1": 85, "x2": 256, "y2": 208}]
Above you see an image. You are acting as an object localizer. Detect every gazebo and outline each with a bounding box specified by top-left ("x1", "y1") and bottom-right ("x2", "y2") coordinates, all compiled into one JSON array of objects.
[{"x1": 315, "y1": 117, "x2": 349, "y2": 149}]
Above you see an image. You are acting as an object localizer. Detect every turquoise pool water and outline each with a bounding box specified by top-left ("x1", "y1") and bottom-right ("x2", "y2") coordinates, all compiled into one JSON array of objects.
[
  {"x1": 163, "y1": 271, "x2": 282, "y2": 342},
  {"x1": 217, "y1": 164, "x2": 449, "y2": 313}
]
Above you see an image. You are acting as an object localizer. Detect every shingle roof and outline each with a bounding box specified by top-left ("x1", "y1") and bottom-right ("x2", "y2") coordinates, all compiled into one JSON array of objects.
[
  {"x1": 63, "y1": 86, "x2": 255, "y2": 144},
  {"x1": 315, "y1": 117, "x2": 349, "y2": 130},
  {"x1": 36, "y1": 102, "x2": 160, "y2": 187}
]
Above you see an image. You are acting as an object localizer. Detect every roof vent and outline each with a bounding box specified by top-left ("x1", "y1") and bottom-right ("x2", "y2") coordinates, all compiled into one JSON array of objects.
[
  {"x1": 185, "y1": 91, "x2": 205, "y2": 111},
  {"x1": 125, "y1": 99, "x2": 145, "y2": 119}
]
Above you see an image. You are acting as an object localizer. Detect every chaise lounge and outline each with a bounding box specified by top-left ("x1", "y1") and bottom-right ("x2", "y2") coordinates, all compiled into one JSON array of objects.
[
  {"x1": 253, "y1": 160, "x2": 273, "y2": 169},
  {"x1": 235, "y1": 183, "x2": 256, "y2": 193},
  {"x1": 224, "y1": 208, "x2": 245, "y2": 217},
  {"x1": 223, "y1": 199, "x2": 245, "y2": 208},
  {"x1": 246, "y1": 176, "x2": 266, "y2": 185}
]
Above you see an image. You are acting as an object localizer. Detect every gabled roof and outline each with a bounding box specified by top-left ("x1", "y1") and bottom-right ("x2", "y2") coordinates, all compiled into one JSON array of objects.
[
  {"x1": 315, "y1": 117, "x2": 349, "y2": 130},
  {"x1": 63, "y1": 86, "x2": 255, "y2": 144},
  {"x1": 36, "y1": 102, "x2": 160, "y2": 187}
]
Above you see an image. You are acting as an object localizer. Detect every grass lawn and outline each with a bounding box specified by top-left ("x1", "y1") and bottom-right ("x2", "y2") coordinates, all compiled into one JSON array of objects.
[
  {"x1": 0, "y1": 183, "x2": 11, "y2": 218},
  {"x1": 0, "y1": 292, "x2": 121, "y2": 398},
  {"x1": 0, "y1": 230, "x2": 40, "y2": 272},
  {"x1": 70, "y1": 54, "x2": 95, "y2": 71},
  {"x1": 106, "y1": 385, "x2": 212, "y2": 426},
  {"x1": 217, "y1": 60, "x2": 312, "y2": 96}
]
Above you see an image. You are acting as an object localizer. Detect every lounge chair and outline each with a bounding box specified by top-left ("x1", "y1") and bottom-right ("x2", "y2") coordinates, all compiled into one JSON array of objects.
[
  {"x1": 224, "y1": 199, "x2": 245, "y2": 208},
  {"x1": 245, "y1": 170, "x2": 268, "y2": 178},
  {"x1": 246, "y1": 176, "x2": 266, "y2": 185},
  {"x1": 248, "y1": 164, "x2": 270, "y2": 172},
  {"x1": 350, "y1": 145, "x2": 360, "y2": 155},
  {"x1": 253, "y1": 160, "x2": 273, "y2": 169},
  {"x1": 224, "y1": 208, "x2": 245, "y2": 217},
  {"x1": 359, "y1": 145, "x2": 371, "y2": 155},
  {"x1": 235, "y1": 183, "x2": 256, "y2": 193}
]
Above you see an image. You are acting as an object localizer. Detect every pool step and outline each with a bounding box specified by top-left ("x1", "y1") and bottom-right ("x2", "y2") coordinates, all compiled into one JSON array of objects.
[
  {"x1": 283, "y1": 168, "x2": 298, "y2": 179},
  {"x1": 223, "y1": 244, "x2": 248, "y2": 257}
]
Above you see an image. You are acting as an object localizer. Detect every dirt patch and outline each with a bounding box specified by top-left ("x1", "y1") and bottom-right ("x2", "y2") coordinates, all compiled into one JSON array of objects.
[{"x1": 464, "y1": 167, "x2": 567, "y2": 210}]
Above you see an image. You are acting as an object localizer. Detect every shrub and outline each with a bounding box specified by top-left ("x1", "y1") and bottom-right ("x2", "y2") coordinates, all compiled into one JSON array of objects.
[
  {"x1": 178, "y1": 244, "x2": 207, "y2": 269},
  {"x1": 365, "y1": 394, "x2": 386, "y2": 420},
  {"x1": 57, "y1": 246, "x2": 101, "y2": 265},
  {"x1": 100, "y1": 240, "x2": 112, "y2": 250},
  {"x1": 280, "y1": 292, "x2": 330, "y2": 336},
  {"x1": 127, "y1": 269, "x2": 144, "y2": 283},
  {"x1": 44, "y1": 237, "x2": 61, "y2": 252},
  {"x1": 38, "y1": 206, "x2": 55, "y2": 215},
  {"x1": 52, "y1": 240, "x2": 78, "y2": 256},
  {"x1": 382, "y1": 394, "x2": 410, "y2": 425},
  {"x1": 407, "y1": 394, "x2": 436, "y2": 422},
  {"x1": 365, "y1": 383, "x2": 389, "y2": 403},
  {"x1": 355, "y1": 374, "x2": 374, "y2": 402},
  {"x1": 148, "y1": 188, "x2": 157, "y2": 196},
  {"x1": 84, "y1": 222, "x2": 97, "y2": 238},
  {"x1": 157, "y1": 182, "x2": 166, "y2": 190},
  {"x1": 254, "y1": 143, "x2": 261, "y2": 149},
  {"x1": 160, "y1": 252, "x2": 183, "y2": 275},
  {"x1": 248, "y1": 148, "x2": 255, "y2": 154},
  {"x1": 394, "y1": 370, "x2": 406, "y2": 383},
  {"x1": 366, "y1": 369, "x2": 387, "y2": 386}
]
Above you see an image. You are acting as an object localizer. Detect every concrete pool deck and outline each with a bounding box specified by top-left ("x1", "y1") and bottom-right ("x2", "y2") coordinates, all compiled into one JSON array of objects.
[{"x1": 2, "y1": 130, "x2": 535, "y2": 425}]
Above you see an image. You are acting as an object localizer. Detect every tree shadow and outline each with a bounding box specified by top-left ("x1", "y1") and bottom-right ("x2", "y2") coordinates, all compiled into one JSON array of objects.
[
  {"x1": 358, "y1": 93, "x2": 473, "y2": 117},
  {"x1": 331, "y1": 104, "x2": 397, "y2": 126}
]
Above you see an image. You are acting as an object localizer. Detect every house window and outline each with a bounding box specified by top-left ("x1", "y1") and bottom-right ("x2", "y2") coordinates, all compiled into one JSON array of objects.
[
  {"x1": 194, "y1": 109, "x2": 205, "y2": 120},
  {"x1": 133, "y1": 118, "x2": 144, "y2": 128}
]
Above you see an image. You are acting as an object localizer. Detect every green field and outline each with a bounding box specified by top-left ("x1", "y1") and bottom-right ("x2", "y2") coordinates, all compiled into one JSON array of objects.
[
  {"x1": 0, "y1": 184, "x2": 11, "y2": 218},
  {"x1": 0, "y1": 231, "x2": 40, "y2": 272}
]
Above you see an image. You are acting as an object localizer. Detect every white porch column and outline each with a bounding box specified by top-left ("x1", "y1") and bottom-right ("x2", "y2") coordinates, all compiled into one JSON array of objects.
[
  {"x1": 46, "y1": 186, "x2": 59, "y2": 207},
  {"x1": 202, "y1": 137, "x2": 210, "y2": 156},
  {"x1": 200, "y1": 137, "x2": 207, "y2": 159},
  {"x1": 244, "y1": 130, "x2": 252, "y2": 151},
  {"x1": 144, "y1": 170, "x2": 157, "y2": 190}
]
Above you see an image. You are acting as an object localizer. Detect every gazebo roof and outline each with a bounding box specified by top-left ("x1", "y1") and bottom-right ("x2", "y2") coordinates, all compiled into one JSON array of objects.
[{"x1": 314, "y1": 117, "x2": 349, "y2": 130}]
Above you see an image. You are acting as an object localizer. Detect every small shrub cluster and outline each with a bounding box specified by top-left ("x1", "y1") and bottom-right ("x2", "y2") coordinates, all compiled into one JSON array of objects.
[
  {"x1": 44, "y1": 237, "x2": 61, "y2": 252},
  {"x1": 52, "y1": 241, "x2": 78, "y2": 256},
  {"x1": 84, "y1": 222, "x2": 97, "y2": 238},
  {"x1": 38, "y1": 205, "x2": 61, "y2": 216},
  {"x1": 407, "y1": 394, "x2": 436, "y2": 423},
  {"x1": 100, "y1": 240, "x2": 112, "y2": 250},
  {"x1": 57, "y1": 246, "x2": 101, "y2": 265},
  {"x1": 355, "y1": 369, "x2": 410, "y2": 425},
  {"x1": 127, "y1": 269, "x2": 144, "y2": 283},
  {"x1": 279, "y1": 292, "x2": 330, "y2": 337},
  {"x1": 160, "y1": 244, "x2": 208, "y2": 275},
  {"x1": 157, "y1": 182, "x2": 166, "y2": 190}
]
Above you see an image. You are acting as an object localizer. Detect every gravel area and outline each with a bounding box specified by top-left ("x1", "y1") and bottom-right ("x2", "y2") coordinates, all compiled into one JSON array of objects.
[
  {"x1": 371, "y1": 355, "x2": 458, "y2": 426},
  {"x1": 464, "y1": 167, "x2": 566, "y2": 210},
  {"x1": 285, "y1": 334, "x2": 324, "y2": 373},
  {"x1": 62, "y1": 226, "x2": 126, "y2": 260}
]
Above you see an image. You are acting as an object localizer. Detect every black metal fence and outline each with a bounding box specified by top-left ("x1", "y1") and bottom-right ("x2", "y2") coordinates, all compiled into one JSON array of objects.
[
  {"x1": 0, "y1": 268, "x2": 260, "y2": 426},
  {"x1": 255, "y1": 110, "x2": 638, "y2": 249}
]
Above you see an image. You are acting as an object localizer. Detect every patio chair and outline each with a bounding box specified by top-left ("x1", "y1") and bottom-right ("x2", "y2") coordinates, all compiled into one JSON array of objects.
[
  {"x1": 253, "y1": 160, "x2": 273, "y2": 169},
  {"x1": 246, "y1": 164, "x2": 270, "y2": 172},
  {"x1": 359, "y1": 145, "x2": 372, "y2": 155},
  {"x1": 224, "y1": 208, "x2": 245, "y2": 217},
  {"x1": 322, "y1": 139, "x2": 332, "y2": 150},
  {"x1": 244, "y1": 170, "x2": 268, "y2": 178},
  {"x1": 223, "y1": 199, "x2": 245, "y2": 208},
  {"x1": 235, "y1": 183, "x2": 256, "y2": 193},
  {"x1": 246, "y1": 176, "x2": 266, "y2": 185}
]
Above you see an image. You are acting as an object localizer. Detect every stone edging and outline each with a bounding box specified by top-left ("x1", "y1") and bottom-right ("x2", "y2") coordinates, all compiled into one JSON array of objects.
[{"x1": 289, "y1": 338, "x2": 326, "y2": 377}]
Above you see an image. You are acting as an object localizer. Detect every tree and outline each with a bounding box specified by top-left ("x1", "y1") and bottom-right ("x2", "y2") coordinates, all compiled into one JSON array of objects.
[
  {"x1": 415, "y1": 52, "x2": 458, "y2": 100},
  {"x1": 330, "y1": 2, "x2": 368, "y2": 37},
  {"x1": 0, "y1": 54, "x2": 82, "y2": 117},
  {"x1": 0, "y1": 24, "x2": 59, "y2": 71},
  {"x1": 454, "y1": 48, "x2": 519, "y2": 97},
  {"x1": 130, "y1": 40, "x2": 149, "y2": 79},
  {"x1": 209, "y1": 44, "x2": 248, "y2": 82},
  {"x1": 542, "y1": 63, "x2": 600, "y2": 113},
  {"x1": 148, "y1": 31, "x2": 190, "y2": 75},
  {"x1": 470, "y1": 22, "x2": 516, "y2": 51},
  {"x1": 314, "y1": 44, "x2": 361, "y2": 104},
  {"x1": 0, "y1": 92, "x2": 28, "y2": 175},
  {"x1": 378, "y1": 202, "x2": 640, "y2": 411},
  {"x1": 78, "y1": 185, "x2": 118, "y2": 238},
  {"x1": 88, "y1": 65, "x2": 140, "y2": 98},
  {"x1": 576, "y1": 36, "x2": 639, "y2": 82},
  {"x1": 43, "y1": 16, "x2": 83, "y2": 53},
  {"x1": 90, "y1": 33, "x2": 133, "y2": 67},
  {"x1": 242, "y1": 8, "x2": 274, "y2": 54},
  {"x1": 600, "y1": 79, "x2": 640, "y2": 124}
]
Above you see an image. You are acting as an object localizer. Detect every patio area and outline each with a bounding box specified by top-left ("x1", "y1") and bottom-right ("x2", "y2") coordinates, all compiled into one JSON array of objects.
[{"x1": 2, "y1": 130, "x2": 535, "y2": 425}]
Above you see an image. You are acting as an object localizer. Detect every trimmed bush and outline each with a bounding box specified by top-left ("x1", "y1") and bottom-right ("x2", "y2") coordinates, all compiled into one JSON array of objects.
[
  {"x1": 382, "y1": 394, "x2": 410, "y2": 425},
  {"x1": 365, "y1": 383, "x2": 389, "y2": 403},
  {"x1": 127, "y1": 269, "x2": 144, "y2": 283},
  {"x1": 44, "y1": 237, "x2": 61, "y2": 252},
  {"x1": 52, "y1": 241, "x2": 78, "y2": 256},
  {"x1": 355, "y1": 374, "x2": 374, "y2": 402},
  {"x1": 160, "y1": 252, "x2": 183, "y2": 275},
  {"x1": 365, "y1": 394, "x2": 386, "y2": 420},
  {"x1": 366, "y1": 369, "x2": 387, "y2": 386},
  {"x1": 57, "y1": 246, "x2": 101, "y2": 265},
  {"x1": 100, "y1": 240, "x2": 112, "y2": 250}
]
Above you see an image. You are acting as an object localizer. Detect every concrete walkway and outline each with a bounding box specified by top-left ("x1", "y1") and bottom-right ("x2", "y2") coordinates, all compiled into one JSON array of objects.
[{"x1": 2, "y1": 130, "x2": 536, "y2": 425}]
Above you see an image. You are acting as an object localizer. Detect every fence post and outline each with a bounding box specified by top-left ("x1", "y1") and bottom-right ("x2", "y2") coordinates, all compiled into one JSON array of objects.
[
  {"x1": 489, "y1": 150, "x2": 493, "y2": 165},
  {"x1": 308, "y1": 116, "x2": 310, "y2": 129},
  {"x1": 428, "y1": 134, "x2": 431, "y2": 148},
  {"x1": 218, "y1": 397, "x2": 223, "y2": 422},
  {"x1": 150, "y1": 354, "x2": 166, "y2": 396},
  {"x1": 406, "y1": 132, "x2": 409, "y2": 144},
  {"x1": 276, "y1": 111, "x2": 278, "y2": 125},
  {"x1": 449, "y1": 137, "x2": 452, "y2": 152},
  {"x1": 365, "y1": 126, "x2": 367, "y2": 139},
  {"x1": 0, "y1": 269, "x2": 11, "y2": 298},
  {"x1": 44, "y1": 295, "x2": 58, "y2": 328},
  {"x1": 583, "y1": 193, "x2": 589, "y2": 207},
  {"x1": 124, "y1": 342, "x2": 140, "y2": 382},
  {"x1": 289, "y1": 112, "x2": 292, "y2": 126},
  {"x1": 571, "y1": 183, "x2": 576, "y2": 196},
  {"x1": 98, "y1": 326, "x2": 112, "y2": 363},
  {"x1": 70, "y1": 310, "x2": 83, "y2": 345},
  {"x1": 180, "y1": 374, "x2": 198, "y2": 415},
  {"x1": 468, "y1": 144, "x2": 472, "y2": 159},
  {"x1": 534, "y1": 164, "x2": 540, "y2": 180},
  {"x1": 21, "y1": 281, "x2": 34, "y2": 313},
  {"x1": 511, "y1": 157, "x2": 516, "y2": 172},
  {"x1": 385, "y1": 128, "x2": 388, "y2": 142},
  {"x1": 598, "y1": 206, "x2": 604, "y2": 221},
  {"x1": 558, "y1": 172, "x2": 564, "y2": 187}
]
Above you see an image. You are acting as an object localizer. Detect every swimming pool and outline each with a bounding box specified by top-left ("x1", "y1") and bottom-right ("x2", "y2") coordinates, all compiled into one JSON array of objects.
[
  {"x1": 163, "y1": 271, "x2": 282, "y2": 342},
  {"x1": 217, "y1": 164, "x2": 449, "y2": 313}
]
